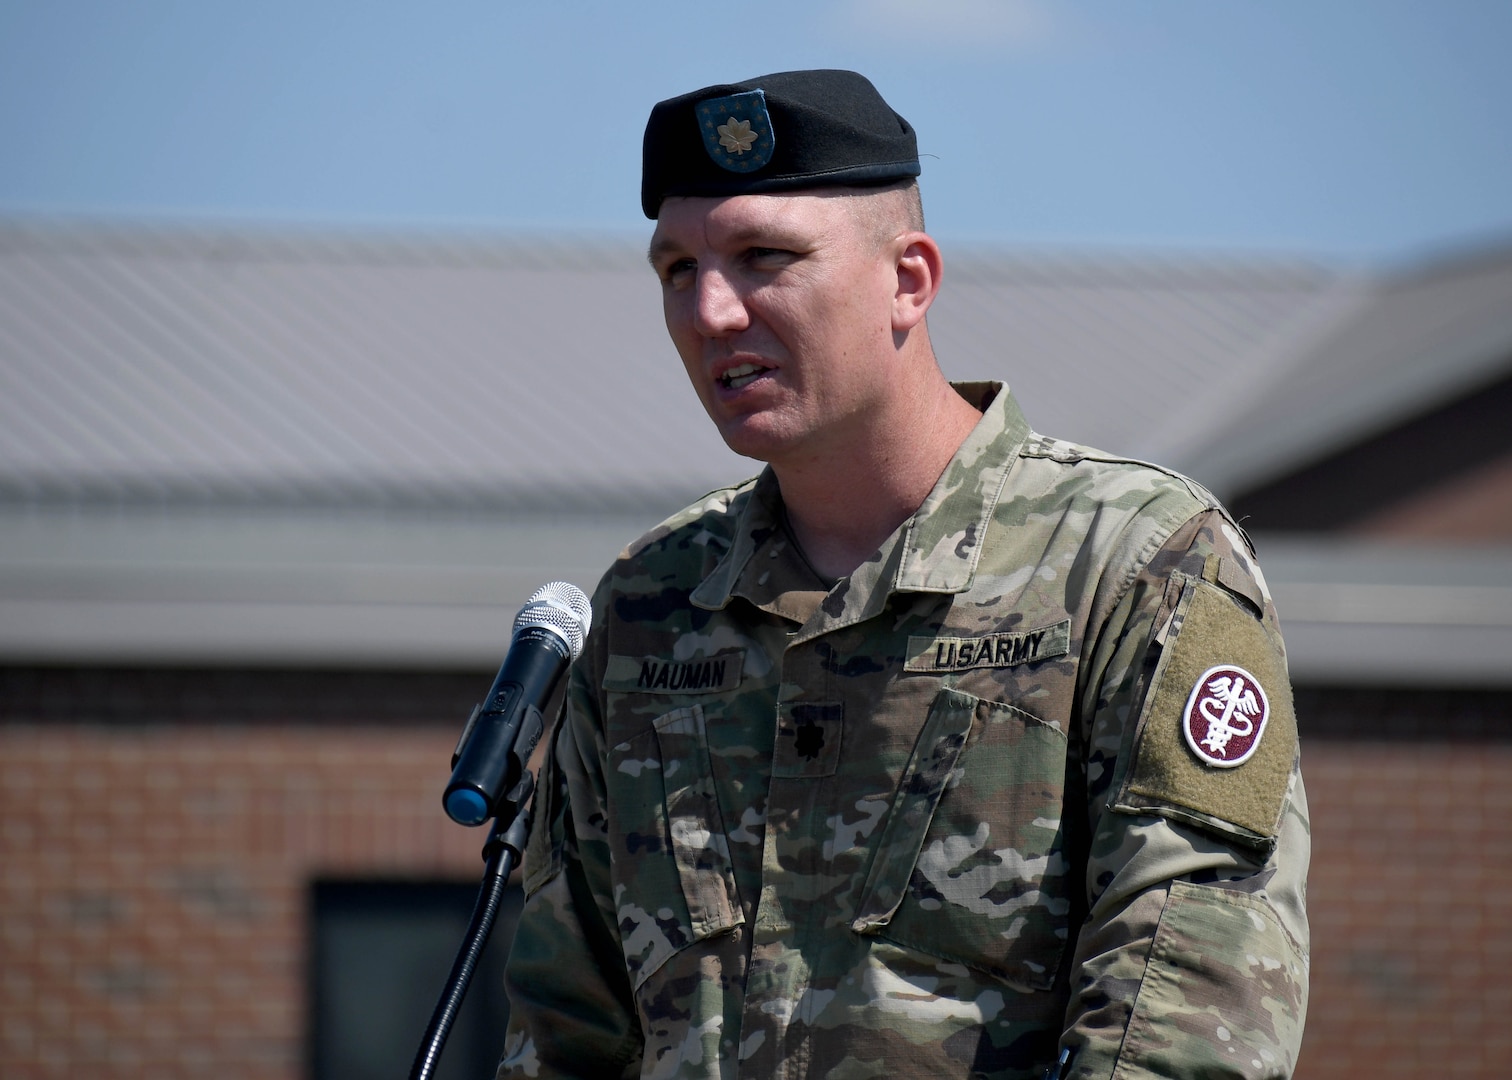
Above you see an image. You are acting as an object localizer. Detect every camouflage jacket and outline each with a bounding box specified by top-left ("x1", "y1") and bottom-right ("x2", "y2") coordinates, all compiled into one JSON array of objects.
[{"x1": 500, "y1": 383, "x2": 1309, "y2": 1080}]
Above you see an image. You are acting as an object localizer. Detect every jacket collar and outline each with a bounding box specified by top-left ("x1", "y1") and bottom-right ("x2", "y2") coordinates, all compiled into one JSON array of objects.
[{"x1": 690, "y1": 382, "x2": 1029, "y2": 625}]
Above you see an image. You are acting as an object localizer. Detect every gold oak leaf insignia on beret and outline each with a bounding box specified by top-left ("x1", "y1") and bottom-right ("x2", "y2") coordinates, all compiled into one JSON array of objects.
[{"x1": 717, "y1": 118, "x2": 757, "y2": 154}]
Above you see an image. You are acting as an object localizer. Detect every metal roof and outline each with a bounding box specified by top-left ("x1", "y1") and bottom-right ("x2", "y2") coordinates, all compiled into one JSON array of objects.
[
  {"x1": 0, "y1": 222, "x2": 748, "y2": 515},
  {"x1": 928, "y1": 248, "x2": 1358, "y2": 475},
  {"x1": 1, "y1": 221, "x2": 1354, "y2": 510},
  {"x1": 3, "y1": 220, "x2": 1509, "y2": 678},
  {"x1": 1174, "y1": 242, "x2": 1512, "y2": 494}
]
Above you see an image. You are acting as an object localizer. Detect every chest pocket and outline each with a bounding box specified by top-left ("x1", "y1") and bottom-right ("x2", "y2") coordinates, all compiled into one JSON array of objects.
[
  {"x1": 606, "y1": 704, "x2": 744, "y2": 990},
  {"x1": 853, "y1": 688, "x2": 1072, "y2": 991}
]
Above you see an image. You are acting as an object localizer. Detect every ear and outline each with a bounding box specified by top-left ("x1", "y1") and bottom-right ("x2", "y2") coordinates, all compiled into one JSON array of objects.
[{"x1": 891, "y1": 232, "x2": 943, "y2": 333}]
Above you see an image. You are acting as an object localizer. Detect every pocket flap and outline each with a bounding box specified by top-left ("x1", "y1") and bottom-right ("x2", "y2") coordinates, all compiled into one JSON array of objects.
[
  {"x1": 654, "y1": 705, "x2": 743, "y2": 937},
  {"x1": 852, "y1": 688, "x2": 978, "y2": 931}
]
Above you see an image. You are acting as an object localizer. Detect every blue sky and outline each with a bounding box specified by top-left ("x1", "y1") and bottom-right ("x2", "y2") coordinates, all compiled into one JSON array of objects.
[{"x1": 2, "y1": 0, "x2": 1509, "y2": 263}]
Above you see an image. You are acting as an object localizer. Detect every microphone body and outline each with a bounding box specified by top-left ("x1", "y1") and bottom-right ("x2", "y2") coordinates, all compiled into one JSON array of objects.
[{"x1": 444, "y1": 582, "x2": 590, "y2": 826}]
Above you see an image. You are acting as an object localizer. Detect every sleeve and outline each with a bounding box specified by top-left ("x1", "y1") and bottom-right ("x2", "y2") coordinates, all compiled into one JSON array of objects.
[
  {"x1": 1058, "y1": 508, "x2": 1310, "y2": 1080},
  {"x1": 496, "y1": 622, "x2": 644, "y2": 1079}
]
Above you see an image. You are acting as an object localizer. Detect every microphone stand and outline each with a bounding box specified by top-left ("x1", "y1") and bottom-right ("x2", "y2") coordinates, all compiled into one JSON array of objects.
[
  {"x1": 408, "y1": 579, "x2": 589, "y2": 1080},
  {"x1": 407, "y1": 772, "x2": 534, "y2": 1080}
]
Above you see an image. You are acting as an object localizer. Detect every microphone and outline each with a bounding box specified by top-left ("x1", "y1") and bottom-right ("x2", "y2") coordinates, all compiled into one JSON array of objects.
[{"x1": 443, "y1": 581, "x2": 591, "y2": 826}]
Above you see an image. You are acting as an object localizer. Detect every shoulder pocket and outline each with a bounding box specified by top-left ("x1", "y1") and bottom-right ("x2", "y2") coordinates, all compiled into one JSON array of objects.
[
  {"x1": 1115, "y1": 576, "x2": 1296, "y2": 850},
  {"x1": 1115, "y1": 880, "x2": 1307, "y2": 1078},
  {"x1": 853, "y1": 688, "x2": 1073, "y2": 992},
  {"x1": 606, "y1": 704, "x2": 744, "y2": 989}
]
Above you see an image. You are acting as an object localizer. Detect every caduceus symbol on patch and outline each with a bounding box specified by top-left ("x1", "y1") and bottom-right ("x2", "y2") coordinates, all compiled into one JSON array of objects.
[{"x1": 1198, "y1": 673, "x2": 1261, "y2": 755}]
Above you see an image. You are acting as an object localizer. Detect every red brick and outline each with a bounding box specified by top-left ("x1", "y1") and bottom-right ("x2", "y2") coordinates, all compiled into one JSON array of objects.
[{"x1": 6, "y1": 711, "x2": 1511, "y2": 1079}]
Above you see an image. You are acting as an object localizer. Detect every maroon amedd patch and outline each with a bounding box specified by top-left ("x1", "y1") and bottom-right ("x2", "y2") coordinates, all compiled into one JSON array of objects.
[{"x1": 1182, "y1": 664, "x2": 1270, "y2": 767}]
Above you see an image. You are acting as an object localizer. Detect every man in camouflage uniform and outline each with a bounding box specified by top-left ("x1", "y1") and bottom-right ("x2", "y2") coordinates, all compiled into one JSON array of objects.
[{"x1": 498, "y1": 70, "x2": 1308, "y2": 1079}]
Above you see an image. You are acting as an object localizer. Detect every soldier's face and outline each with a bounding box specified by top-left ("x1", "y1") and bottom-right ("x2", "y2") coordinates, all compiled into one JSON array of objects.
[{"x1": 649, "y1": 192, "x2": 901, "y2": 465}]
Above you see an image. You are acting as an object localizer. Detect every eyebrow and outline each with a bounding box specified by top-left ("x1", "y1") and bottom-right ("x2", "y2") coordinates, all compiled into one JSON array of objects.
[
  {"x1": 646, "y1": 237, "x2": 682, "y2": 268},
  {"x1": 646, "y1": 223, "x2": 811, "y2": 268}
]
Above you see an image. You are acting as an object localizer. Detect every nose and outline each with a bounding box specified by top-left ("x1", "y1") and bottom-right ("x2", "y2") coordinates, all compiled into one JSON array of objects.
[{"x1": 692, "y1": 267, "x2": 750, "y2": 338}]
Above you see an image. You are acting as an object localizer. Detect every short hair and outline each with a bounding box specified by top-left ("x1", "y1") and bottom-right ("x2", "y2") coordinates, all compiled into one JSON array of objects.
[{"x1": 840, "y1": 179, "x2": 926, "y2": 250}]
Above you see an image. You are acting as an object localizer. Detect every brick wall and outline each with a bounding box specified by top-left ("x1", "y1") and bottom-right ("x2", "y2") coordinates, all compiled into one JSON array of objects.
[
  {"x1": 1300, "y1": 743, "x2": 1511, "y2": 1076},
  {"x1": 1, "y1": 670, "x2": 1508, "y2": 1078},
  {"x1": 0, "y1": 668, "x2": 490, "y2": 1080}
]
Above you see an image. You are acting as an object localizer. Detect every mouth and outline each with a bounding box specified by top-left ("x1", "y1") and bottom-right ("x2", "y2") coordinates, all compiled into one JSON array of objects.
[{"x1": 717, "y1": 362, "x2": 771, "y2": 391}]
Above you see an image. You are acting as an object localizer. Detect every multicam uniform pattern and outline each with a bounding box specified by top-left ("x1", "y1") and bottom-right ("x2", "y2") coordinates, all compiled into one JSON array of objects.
[{"x1": 499, "y1": 383, "x2": 1309, "y2": 1080}]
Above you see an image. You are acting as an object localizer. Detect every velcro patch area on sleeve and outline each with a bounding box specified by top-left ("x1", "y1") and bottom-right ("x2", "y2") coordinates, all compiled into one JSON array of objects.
[{"x1": 1114, "y1": 576, "x2": 1296, "y2": 847}]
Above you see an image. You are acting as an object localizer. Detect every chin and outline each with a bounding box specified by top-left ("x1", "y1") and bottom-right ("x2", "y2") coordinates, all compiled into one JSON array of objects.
[
  {"x1": 717, "y1": 435, "x2": 778, "y2": 464},
  {"x1": 705, "y1": 399, "x2": 813, "y2": 466},
  {"x1": 713, "y1": 421, "x2": 788, "y2": 465}
]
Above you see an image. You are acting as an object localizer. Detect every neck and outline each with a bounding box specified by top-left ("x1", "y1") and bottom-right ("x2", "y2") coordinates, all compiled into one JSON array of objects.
[{"x1": 773, "y1": 378, "x2": 982, "y2": 580}]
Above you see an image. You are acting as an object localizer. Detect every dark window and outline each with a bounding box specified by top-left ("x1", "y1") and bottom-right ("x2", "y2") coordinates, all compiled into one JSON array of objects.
[{"x1": 309, "y1": 878, "x2": 523, "y2": 1080}]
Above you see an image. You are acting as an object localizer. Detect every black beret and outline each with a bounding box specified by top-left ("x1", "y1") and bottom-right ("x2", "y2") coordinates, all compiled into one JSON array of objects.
[{"x1": 641, "y1": 69, "x2": 920, "y2": 219}]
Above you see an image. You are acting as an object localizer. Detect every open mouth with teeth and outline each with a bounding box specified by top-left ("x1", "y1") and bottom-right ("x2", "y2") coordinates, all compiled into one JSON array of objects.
[{"x1": 719, "y1": 362, "x2": 771, "y2": 391}]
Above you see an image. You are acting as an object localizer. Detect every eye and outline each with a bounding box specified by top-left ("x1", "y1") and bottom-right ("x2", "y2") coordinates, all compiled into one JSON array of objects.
[
  {"x1": 746, "y1": 247, "x2": 794, "y2": 267},
  {"x1": 659, "y1": 257, "x2": 696, "y2": 287}
]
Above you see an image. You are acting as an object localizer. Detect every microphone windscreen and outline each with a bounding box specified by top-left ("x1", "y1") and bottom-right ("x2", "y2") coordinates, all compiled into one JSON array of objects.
[{"x1": 513, "y1": 581, "x2": 592, "y2": 660}]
